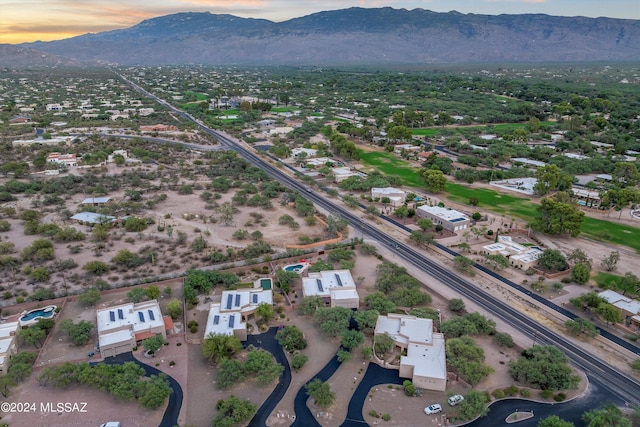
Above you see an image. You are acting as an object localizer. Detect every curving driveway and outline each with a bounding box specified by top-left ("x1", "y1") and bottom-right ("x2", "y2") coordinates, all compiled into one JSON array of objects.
[
  {"x1": 246, "y1": 327, "x2": 292, "y2": 427},
  {"x1": 97, "y1": 352, "x2": 183, "y2": 427}
]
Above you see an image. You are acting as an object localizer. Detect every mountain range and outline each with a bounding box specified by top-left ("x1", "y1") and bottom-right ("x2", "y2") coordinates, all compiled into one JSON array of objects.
[{"x1": 4, "y1": 7, "x2": 640, "y2": 66}]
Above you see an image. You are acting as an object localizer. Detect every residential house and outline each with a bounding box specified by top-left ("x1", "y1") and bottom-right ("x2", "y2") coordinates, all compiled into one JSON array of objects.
[
  {"x1": 416, "y1": 205, "x2": 470, "y2": 232},
  {"x1": 375, "y1": 314, "x2": 446, "y2": 391},
  {"x1": 96, "y1": 300, "x2": 168, "y2": 358},
  {"x1": 204, "y1": 288, "x2": 273, "y2": 341},
  {"x1": 302, "y1": 270, "x2": 360, "y2": 309}
]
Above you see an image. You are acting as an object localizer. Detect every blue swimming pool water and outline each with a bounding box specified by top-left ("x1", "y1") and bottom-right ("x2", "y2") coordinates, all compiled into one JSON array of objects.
[
  {"x1": 284, "y1": 264, "x2": 303, "y2": 272},
  {"x1": 21, "y1": 308, "x2": 54, "y2": 322}
]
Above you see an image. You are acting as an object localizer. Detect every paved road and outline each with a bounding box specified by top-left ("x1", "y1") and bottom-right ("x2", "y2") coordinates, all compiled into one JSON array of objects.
[
  {"x1": 246, "y1": 327, "x2": 292, "y2": 427},
  {"x1": 291, "y1": 353, "x2": 341, "y2": 427},
  {"x1": 119, "y1": 73, "x2": 640, "y2": 418},
  {"x1": 96, "y1": 352, "x2": 183, "y2": 427}
]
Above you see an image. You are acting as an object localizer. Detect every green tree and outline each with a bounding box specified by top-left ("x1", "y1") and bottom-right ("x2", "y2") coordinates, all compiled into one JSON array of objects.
[
  {"x1": 508, "y1": 345, "x2": 580, "y2": 390},
  {"x1": 600, "y1": 251, "x2": 620, "y2": 272},
  {"x1": 493, "y1": 332, "x2": 515, "y2": 348},
  {"x1": 202, "y1": 333, "x2": 243, "y2": 364},
  {"x1": 458, "y1": 390, "x2": 490, "y2": 420},
  {"x1": 244, "y1": 349, "x2": 284, "y2": 386},
  {"x1": 538, "y1": 249, "x2": 568, "y2": 272},
  {"x1": 454, "y1": 256, "x2": 475, "y2": 275},
  {"x1": 216, "y1": 359, "x2": 246, "y2": 389},
  {"x1": 364, "y1": 291, "x2": 396, "y2": 315},
  {"x1": 537, "y1": 416, "x2": 574, "y2": 427},
  {"x1": 533, "y1": 197, "x2": 584, "y2": 237},
  {"x1": 142, "y1": 334, "x2": 166, "y2": 353},
  {"x1": 340, "y1": 330, "x2": 364, "y2": 351},
  {"x1": 449, "y1": 298, "x2": 466, "y2": 313},
  {"x1": 533, "y1": 165, "x2": 573, "y2": 196},
  {"x1": 613, "y1": 162, "x2": 640, "y2": 187},
  {"x1": 315, "y1": 306, "x2": 353, "y2": 337},
  {"x1": 421, "y1": 169, "x2": 447, "y2": 193},
  {"x1": 256, "y1": 302, "x2": 274, "y2": 323},
  {"x1": 306, "y1": 378, "x2": 335, "y2": 408},
  {"x1": 298, "y1": 296, "x2": 323, "y2": 316},
  {"x1": 417, "y1": 217, "x2": 434, "y2": 231},
  {"x1": 291, "y1": 354, "x2": 308, "y2": 371},
  {"x1": 18, "y1": 327, "x2": 46, "y2": 348},
  {"x1": 145, "y1": 285, "x2": 161, "y2": 300},
  {"x1": 571, "y1": 263, "x2": 591, "y2": 284},
  {"x1": 485, "y1": 254, "x2": 510, "y2": 270},
  {"x1": 124, "y1": 216, "x2": 148, "y2": 232},
  {"x1": 77, "y1": 287, "x2": 101, "y2": 307},
  {"x1": 275, "y1": 269, "x2": 298, "y2": 294},
  {"x1": 276, "y1": 326, "x2": 307, "y2": 353},
  {"x1": 353, "y1": 309, "x2": 380, "y2": 331},
  {"x1": 582, "y1": 404, "x2": 631, "y2": 427},
  {"x1": 83, "y1": 260, "x2": 109, "y2": 275},
  {"x1": 440, "y1": 316, "x2": 478, "y2": 338},
  {"x1": 565, "y1": 319, "x2": 599, "y2": 338},
  {"x1": 127, "y1": 287, "x2": 146, "y2": 303},
  {"x1": 212, "y1": 395, "x2": 257, "y2": 427},
  {"x1": 67, "y1": 320, "x2": 93, "y2": 346},
  {"x1": 167, "y1": 299, "x2": 183, "y2": 320},
  {"x1": 596, "y1": 304, "x2": 622, "y2": 325}
]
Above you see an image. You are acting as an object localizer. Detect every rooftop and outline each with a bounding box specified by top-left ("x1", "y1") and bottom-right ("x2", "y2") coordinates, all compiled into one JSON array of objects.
[
  {"x1": 302, "y1": 269, "x2": 357, "y2": 298},
  {"x1": 97, "y1": 300, "x2": 164, "y2": 336},
  {"x1": 417, "y1": 205, "x2": 469, "y2": 222}
]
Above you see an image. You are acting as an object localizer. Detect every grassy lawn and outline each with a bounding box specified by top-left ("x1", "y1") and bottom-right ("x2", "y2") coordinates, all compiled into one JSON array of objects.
[
  {"x1": 593, "y1": 272, "x2": 624, "y2": 289},
  {"x1": 357, "y1": 148, "x2": 640, "y2": 252},
  {"x1": 184, "y1": 91, "x2": 208, "y2": 101},
  {"x1": 271, "y1": 106, "x2": 298, "y2": 113}
]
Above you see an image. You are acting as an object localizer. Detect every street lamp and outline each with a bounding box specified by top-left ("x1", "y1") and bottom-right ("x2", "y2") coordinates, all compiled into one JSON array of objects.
[{"x1": 436, "y1": 309, "x2": 441, "y2": 331}]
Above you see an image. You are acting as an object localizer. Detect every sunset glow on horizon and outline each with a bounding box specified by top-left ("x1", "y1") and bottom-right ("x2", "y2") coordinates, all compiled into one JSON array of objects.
[{"x1": 1, "y1": 0, "x2": 636, "y2": 45}]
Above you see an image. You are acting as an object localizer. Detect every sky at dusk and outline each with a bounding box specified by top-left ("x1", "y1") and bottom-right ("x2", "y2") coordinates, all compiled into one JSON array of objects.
[{"x1": 1, "y1": 0, "x2": 638, "y2": 44}]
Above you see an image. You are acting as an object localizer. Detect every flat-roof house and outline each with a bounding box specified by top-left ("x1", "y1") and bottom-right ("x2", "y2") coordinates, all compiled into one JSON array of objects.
[
  {"x1": 0, "y1": 320, "x2": 20, "y2": 373},
  {"x1": 80, "y1": 196, "x2": 112, "y2": 206},
  {"x1": 481, "y1": 236, "x2": 543, "y2": 270},
  {"x1": 416, "y1": 205, "x2": 470, "y2": 232},
  {"x1": 599, "y1": 290, "x2": 640, "y2": 327},
  {"x1": 46, "y1": 152, "x2": 77, "y2": 168},
  {"x1": 204, "y1": 288, "x2": 273, "y2": 341},
  {"x1": 96, "y1": 300, "x2": 166, "y2": 358},
  {"x1": 302, "y1": 270, "x2": 359, "y2": 309},
  {"x1": 375, "y1": 314, "x2": 446, "y2": 391},
  {"x1": 70, "y1": 212, "x2": 116, "y2": 225},
  {"x1": 291, "y1": 148, "x2": 317, "y2": 158},
  {"x1": 371, "y1": 188, "x2": 406, "y2": 207}
]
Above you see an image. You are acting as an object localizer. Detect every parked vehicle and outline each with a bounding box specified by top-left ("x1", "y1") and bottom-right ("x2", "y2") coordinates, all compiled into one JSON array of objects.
[
  {"x1": 424, "y1": 404, "x2": 442, "y2": 414},
  {"x1": 100, "y1": 422, "x2": 120, "y2": 427},
  {"x1": 448, "y1": 394, "x2": 464, "y2": 406}
]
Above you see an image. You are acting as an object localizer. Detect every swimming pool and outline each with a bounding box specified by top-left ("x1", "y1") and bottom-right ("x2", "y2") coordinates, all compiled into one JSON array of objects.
[
  {"x1": 284, "y1": 264, "x2": 304, "y2": 272},
  {"x1": 20, "y1": 305, "x2": 57, "y2": 326}
]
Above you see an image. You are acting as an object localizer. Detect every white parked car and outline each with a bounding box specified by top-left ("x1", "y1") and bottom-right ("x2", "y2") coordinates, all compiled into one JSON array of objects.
[
  {"x1": 448, "y1": 394, "x2": 464, "y2": 406},
  {"x1": 100, "y1": 423, "x2": 120, "y2": 427},
  {"x1": 424, "y1": 404, "x2": 442, "y2": 415}
]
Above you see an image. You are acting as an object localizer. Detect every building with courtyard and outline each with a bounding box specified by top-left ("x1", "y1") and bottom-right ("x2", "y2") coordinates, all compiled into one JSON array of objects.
[
  {"x1": 204, "y1": 288, "x2": 273, "y2": 341},
  {"x1": 371, "y1": 187, "x2": 406, "y2": 207},
  {"x1": 375, "y1": 313, "x2": 446, "y2": 391},
  {"x1": 481, "y1": 236, "x2": 544, "y2": 270},
  {"x1": 599, "y1": 290, "x2": 640, "y2": 327},
  {"x1": 96, "y1": 300, "x2": 167, "y2": 358}
]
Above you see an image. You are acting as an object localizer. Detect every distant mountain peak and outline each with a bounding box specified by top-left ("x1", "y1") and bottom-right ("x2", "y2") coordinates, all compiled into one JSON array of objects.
[{"x1": 10, "y1": 7, "x2": 640, "y2": 66}]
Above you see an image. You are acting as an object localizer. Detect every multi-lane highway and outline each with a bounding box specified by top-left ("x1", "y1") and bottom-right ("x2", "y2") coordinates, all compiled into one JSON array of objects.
[{"x1": 119, "y1": 72, "x2": 640, "y2": 407}]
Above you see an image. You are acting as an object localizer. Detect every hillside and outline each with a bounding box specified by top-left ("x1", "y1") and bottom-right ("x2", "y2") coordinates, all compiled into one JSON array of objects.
[{"x1": 10, "y1": 7, "x2": 640, "y2": 65}]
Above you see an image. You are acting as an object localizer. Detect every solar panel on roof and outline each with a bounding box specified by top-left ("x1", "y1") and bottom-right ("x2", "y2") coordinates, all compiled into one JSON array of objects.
[
  {"x1": 252, "y1": 294, "x2": 258, "y2": 303},
  {"x1": 213, "y1": 315, "x2": 220, "y2": 325},
  {"x1": 109, "y1": 311, "x2": 115, "y2": 322},
  {"x1": 148, "y1": 310, "x2": 155, "y2": 321},
  {"x1": 229, "y1": 315, "x2": 235, "y2": 328},
  {"x1": 117, "y1": 309, "x2": 123, "y2": 319},
  {"x1": 335, "y1": 274, "x2": 343, "y2": 287},
  {"x1": 226, "y1": 294, "x2": 233, "y2": 310},
  {"x1": 316, "y1": 278, "x2": 324, "y2": 292},
  {"x1": 235, "y1": 294, "x2": 241, "y2": 307},
  {"x1": 138, "y1": 312, "x2": 145, "y2": 322}
]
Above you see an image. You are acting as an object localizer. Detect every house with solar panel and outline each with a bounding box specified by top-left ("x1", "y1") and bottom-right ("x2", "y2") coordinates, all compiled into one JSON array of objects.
[
  {"x1": 96, "y1": 300, "x2": 167, "y2": 358},
  {"x1": 301, "y1": 269, "x2": 360, "y2": 309},
  {"x1": 204, "y1": 288, "x2": 273, "y2": 341}
]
